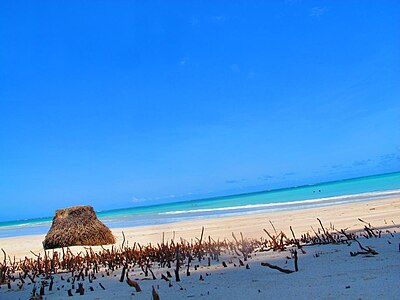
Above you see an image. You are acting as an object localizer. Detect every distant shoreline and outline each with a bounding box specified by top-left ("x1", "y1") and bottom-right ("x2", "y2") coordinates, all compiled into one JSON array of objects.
[
  {"x1": 1, "y1": 171, "x2": 399, "y2": 228},
  {"x1": 1, "y1": 188, "x2": 399, "y2": 239}
]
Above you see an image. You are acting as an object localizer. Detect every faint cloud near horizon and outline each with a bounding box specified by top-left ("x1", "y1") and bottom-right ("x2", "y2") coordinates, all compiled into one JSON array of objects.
[
  {"x1": 378, "y1": 153, "x2": 400, "y2": 166},
  {"x1": 131, "y1": 196, "x2": 146, "y2": 203},
  {"x1": 258, "y1": 175, "x2": 274, "y2": 181},
  {"x1": 352, "y1": 159, "x2": 372, "y2": 167},
  {"x1": 330, "y1": 164, "x2": 343, "y2": 169},
  {"x1": 310, "y1": 6, "x2": 326, "y2": 18},
  {"x1": 179, "y1": 57, "x2": 188, "y2": 66},
  {"x1": 327, "y1": 152, "x2": 400, "y2": 174},
  {"x1": 283, "y1": 172, "x2": 296, "y2": 177},
  {"x1": 211, "y1": 15, "x2": 226, "y2": 23},
  {"x1": 226, "y1": 178, "x2": 246, "y2": 184}
]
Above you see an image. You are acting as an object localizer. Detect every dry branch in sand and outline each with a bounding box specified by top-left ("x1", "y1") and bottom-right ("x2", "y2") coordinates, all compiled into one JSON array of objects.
[
  {"x1": 260, "y1": 262, "x2": 294, "y2": 274},
  {"x1": 127, "y1": 277, "x2": 142, "y2": 292},
  {"x1": 152, "y1": 285, "x2": 160, "y2": 300},
  {"x1": 0, "y1": 218, "x2": 391, "y2": 297},
  {"x1": 0, "y1": 248, "x2": 7, "y2": 285},
  {"x1": 350, "y1": 239, "x2": 379, "y2": 256}
]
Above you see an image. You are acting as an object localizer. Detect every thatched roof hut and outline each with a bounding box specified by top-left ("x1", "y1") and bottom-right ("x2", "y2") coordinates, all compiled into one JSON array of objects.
[{"x1": 43, "y1": 206, "x2": 116, "y2": 249}]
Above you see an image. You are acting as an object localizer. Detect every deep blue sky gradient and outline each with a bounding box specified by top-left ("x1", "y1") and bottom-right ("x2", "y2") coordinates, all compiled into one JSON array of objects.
[{"x1": 1, "y1": 1, "x2": 399, "y2": 221}]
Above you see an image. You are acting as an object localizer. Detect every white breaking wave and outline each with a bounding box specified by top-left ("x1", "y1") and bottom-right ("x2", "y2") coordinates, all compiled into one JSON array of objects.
[{"x1": 158, "y1": 189, "x2": 400, "y2": 216}]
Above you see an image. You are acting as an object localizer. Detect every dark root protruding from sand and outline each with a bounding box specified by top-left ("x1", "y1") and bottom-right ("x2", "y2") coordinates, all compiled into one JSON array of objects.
[{"x1": 43, "y1": 206, "x2": 116, "y2": 249}]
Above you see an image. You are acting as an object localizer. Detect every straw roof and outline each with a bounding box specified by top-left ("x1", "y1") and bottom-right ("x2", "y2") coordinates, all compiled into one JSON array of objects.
[{"x1": 43, "y1": 206, "x2": 116, "y2": 249}]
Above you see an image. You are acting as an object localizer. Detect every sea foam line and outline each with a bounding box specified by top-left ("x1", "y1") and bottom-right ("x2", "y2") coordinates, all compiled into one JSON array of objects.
[{"x1": 158, "y1": 189, "x2": 400, "y2": 215}]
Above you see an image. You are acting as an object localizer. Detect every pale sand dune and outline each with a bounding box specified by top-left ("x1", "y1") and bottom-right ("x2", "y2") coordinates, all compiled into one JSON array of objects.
[{"x1": 1, "y1": 196, "x2": 399, "y2": 260}]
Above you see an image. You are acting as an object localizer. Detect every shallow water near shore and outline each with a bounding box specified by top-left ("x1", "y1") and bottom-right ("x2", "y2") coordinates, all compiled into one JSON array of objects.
[{"x1": 1, "y1": 172, "x2": 399, "y2": 238}]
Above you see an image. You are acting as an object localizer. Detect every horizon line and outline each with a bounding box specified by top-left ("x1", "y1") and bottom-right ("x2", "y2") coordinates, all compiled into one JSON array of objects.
[{"x1": 2, "y1": 170, "x2": 398, "y2": 225}]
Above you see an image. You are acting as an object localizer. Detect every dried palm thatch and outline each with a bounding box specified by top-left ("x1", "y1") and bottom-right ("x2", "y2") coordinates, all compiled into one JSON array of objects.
[{"x1": 43, "y1": 206, "x2": 115, "y2": 249}]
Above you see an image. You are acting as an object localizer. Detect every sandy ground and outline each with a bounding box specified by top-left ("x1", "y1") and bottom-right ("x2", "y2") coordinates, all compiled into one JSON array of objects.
[
  {"x1": 0, "y1": 196, "x2": 399, "y2": 299},
  {"x1": 1, "y1": 197, "x2": 399, "y2": 260}
]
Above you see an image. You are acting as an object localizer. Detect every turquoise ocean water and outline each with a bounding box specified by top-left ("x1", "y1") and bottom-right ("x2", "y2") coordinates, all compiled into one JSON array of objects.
[{"x1": 1, "y1": 172, "x2": 399, "y2": 238}]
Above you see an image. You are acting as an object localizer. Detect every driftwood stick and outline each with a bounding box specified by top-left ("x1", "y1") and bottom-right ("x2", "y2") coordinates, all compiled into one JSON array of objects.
[
  {"x1": 152, "y1": 285, "x2": 160, "y2": 300},
  {"x1": 30, "y1": 250, "x2": 40, "y2": 258},
  {"x1": 364, "y1": 226, "x2": 377, "y2": 238},
  {"x1": 261, "y1": 262, "x2": 294, "y2": 274},
  {"x1": 350, "y1": 249, "x2": 378, "y2": 256},
  {"x1": 49, "y1": 276, "x2": 54, "y2": 291},
  {"x1": 186, "y1": 256, "x2": 191, "y2": 276},
  {"x1": 175, "y1": 245, "x2": 180, "y2": 282},
  {"x1": 121, "y1": 231, "x2": 126, "y2": 249},
  {"x1": 293, "y1": 250, "x2": 298, "y2": 272},
  {"x1": 77, "y1": 283, "x2": 85, "y2": 295},
  {"x1": 339, "y1": 229, "x2": 353, "y2": 240},
  {"x1": 358, "y1": 218, "x2": 371, "y2": 228},
  {"x1": 39, "y1": 282, "x2": 45, "y2": 296},
  {"x1": 119, "y1": 264, "x2": 127, "y2": 282},
  {"x1": 354, "y1": 239, "x2": 369, "y2": 252},
  {"x1": 310, "y1": 226, "x2": 319, "y2": 239},
  {"x1": 290, "y1": 226, "x2": 301, "y2": 248},
  {"x1": 1, "y1": 248, "x2": 6, "y2": 264},
  {"x1": 317, "y1": 218, "x2": 328, "y2": 238},
  {"x1": 148, "y1": 267, "x2": 156, "y2": 280},
  {"x1": 263, "y1": 229, "x2": 275, "y2": 242},
  {"x1": 351, "y1": 238, "x2": 378, "y2": 256},
  {"x1": 269, "y1": 220, "x2": 278, "y2": 235},
  {"x1": 161, "y1": 273, "x2": 169, "y2": 281},
  {"x1": 199, "y1": 227, "x2": 204, "y2": 245},
  {"x1": 126, "y1": 277, "x2": 142, "y2": 292}
]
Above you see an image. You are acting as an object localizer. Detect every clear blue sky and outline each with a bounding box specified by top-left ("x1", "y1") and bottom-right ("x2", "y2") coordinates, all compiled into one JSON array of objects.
[{"x1": 1, "y1": 1, "x2": 399, "y2": 221}]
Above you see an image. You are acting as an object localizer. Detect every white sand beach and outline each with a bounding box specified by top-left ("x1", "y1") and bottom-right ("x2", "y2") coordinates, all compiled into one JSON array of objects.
[{"x1": 0, "y1": 196, "x2": 399, "y2": 299}]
